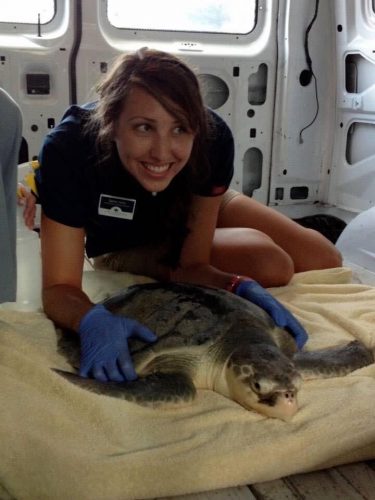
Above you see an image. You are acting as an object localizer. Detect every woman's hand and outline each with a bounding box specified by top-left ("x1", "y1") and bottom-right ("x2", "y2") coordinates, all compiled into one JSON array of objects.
[
  {"x1": 18, "y1": 184, "x2": 37, "y2": 230},
  {"x1": 234, "y1": 278, "x2": 308, "y2": 349},
  {"x1": 78, "y1": 304, "x2": 158, "y2": 382}
]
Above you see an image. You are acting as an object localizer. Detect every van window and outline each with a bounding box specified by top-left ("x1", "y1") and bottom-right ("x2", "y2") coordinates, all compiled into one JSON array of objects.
[
  {"x1": 107, "y1": 0, "x2": 257, "y2": 34},
  {"x1": 0, "y1": 1, "x2": 55, "y2": 24}
]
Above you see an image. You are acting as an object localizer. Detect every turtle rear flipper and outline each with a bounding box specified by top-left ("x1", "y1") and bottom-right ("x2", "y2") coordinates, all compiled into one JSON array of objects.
[
  {"x1": 293, "y1": 340, "x2": 374, "y2": 379},
  {"x1": 53, "y1": 369, "x2": 196, "y2": 409}
]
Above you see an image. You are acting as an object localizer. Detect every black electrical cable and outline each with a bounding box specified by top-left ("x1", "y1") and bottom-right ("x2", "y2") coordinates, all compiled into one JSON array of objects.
[
  {"x1": 304, "y1": 0, "x2": 320, "y2": 77},
  {"x1": 299, "y1": 0, "x2": 320, "y2": 144}
]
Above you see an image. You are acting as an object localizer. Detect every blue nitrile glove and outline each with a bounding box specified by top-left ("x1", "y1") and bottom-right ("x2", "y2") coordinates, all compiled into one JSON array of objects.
[
  {"x1": 235, "y1": 279, "x2": 308, "y2": 349},
  {"x1": 78, "y1": 304, "x2": 157, "y2": 382}
]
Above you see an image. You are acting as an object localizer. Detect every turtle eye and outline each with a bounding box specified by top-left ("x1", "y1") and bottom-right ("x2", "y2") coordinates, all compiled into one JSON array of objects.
[{"x1": 251, "y1": 378, "x2": 277, "y2": 395}]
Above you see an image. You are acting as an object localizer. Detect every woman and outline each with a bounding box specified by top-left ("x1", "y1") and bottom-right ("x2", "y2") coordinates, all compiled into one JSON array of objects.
[{"x1": 34, "y1": 48, "x2": 341, "y2": 383}]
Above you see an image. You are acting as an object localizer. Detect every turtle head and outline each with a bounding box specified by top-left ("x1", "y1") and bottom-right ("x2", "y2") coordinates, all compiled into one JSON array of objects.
[{"x1": 225, "y1": 344, "x2": 302, "y2": 421}]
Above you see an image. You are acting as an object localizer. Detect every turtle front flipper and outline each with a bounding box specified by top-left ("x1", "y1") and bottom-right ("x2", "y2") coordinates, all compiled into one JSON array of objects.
[
  {"x1": 53, "y1": 369, "x2": 196, "y2": 409},
  {"x1": 293, "y1": 340, "x2": 374, "y2": 379}
]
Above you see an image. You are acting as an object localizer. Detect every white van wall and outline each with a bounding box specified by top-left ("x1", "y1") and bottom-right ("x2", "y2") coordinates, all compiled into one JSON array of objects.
[
  {"x1": 0, "y1": 0, "x2": 75, "y2": 160},
  {"x1": 328, "y1": 0, "x2": 375, "y2": 214},
  {"x1": 270, "y1": 0, "x2": 336, "y2": 208}
]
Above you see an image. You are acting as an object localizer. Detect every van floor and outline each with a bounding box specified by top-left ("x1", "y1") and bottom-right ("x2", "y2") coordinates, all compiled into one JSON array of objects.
[{"x1": 156, "y1": 460, "x2": 375, "y2": 499}]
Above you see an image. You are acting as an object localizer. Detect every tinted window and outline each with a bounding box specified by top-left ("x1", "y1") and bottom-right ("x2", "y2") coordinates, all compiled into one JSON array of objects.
[
  {"x1": 107, "y1": 0, "x2": 257, "y2": 34},
  {"x1": 0, "y1": 1, "x2": 55, "y2": 24}
]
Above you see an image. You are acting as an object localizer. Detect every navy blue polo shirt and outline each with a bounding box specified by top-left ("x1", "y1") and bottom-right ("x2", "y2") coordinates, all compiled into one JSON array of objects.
[{"x1": 36, "y1": 104, "x2": 234, "y2": 258}]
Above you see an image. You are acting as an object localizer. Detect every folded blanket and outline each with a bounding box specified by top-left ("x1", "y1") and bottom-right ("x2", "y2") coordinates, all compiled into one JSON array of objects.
[{"x1": 0, "y1": 268, "x2": 374, "y2": 500}]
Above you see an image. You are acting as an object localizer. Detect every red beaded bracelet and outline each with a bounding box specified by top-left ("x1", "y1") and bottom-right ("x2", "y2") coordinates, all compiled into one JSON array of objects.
[{"x1": 226, "y1": 275, "x2": 245, "y2": 293}]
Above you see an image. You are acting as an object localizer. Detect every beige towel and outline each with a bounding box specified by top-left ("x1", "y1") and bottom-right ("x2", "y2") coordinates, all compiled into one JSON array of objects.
[{"x1": 0, "y1": 268, "x2": 374, "y2": 500}]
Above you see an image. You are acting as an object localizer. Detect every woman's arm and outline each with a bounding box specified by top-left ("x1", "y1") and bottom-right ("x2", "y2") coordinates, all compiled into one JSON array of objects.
[
  {"x1": 170, "y1": 194, "x2": 308, "y2": 348},
  {"x1": 171, "y1": 193, "x2": 294, "y2": 289},
  {"x1": 40, "y1": 213, "x2": 93, "y2": 331},
  {"x1": 40, "y1": 212, "x2": 157, "y2": 381},
  {"x1": 170, "y1": 194, "x2": 234, "y2": 289}
]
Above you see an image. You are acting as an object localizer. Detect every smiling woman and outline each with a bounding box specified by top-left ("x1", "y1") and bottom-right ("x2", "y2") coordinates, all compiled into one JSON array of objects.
[{"x1": 34, "y1": 48, "x2": 238, "y2": 383}]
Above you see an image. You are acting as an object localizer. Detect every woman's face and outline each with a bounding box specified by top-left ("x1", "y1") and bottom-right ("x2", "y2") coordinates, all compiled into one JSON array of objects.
[{"x1": 114, "y1": 87, "x2": 195, "y2": 193}]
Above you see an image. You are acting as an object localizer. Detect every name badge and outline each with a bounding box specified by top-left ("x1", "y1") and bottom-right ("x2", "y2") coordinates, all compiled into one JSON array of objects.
[{"x1": 98, "y1": 194, "x2": 136, "y2": 220}]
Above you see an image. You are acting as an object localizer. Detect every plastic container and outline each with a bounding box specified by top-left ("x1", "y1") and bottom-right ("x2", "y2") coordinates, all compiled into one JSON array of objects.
[
  {"x1": 15, "y1": 205, "x2": 42, "y2": 311},
  {"x1": 336, "y1": 206, "x2": 375, "y2": 272}
]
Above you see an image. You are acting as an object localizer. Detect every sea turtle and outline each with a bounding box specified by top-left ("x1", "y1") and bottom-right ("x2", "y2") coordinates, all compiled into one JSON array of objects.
[{"x1": 55, "y1": 282, "x2": 374, "y2": 420}]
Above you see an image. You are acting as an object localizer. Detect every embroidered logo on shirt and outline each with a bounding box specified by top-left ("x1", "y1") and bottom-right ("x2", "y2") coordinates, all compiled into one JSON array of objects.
[{"x1": 98, "y1": 194, "x2": 136, "y2": 220}]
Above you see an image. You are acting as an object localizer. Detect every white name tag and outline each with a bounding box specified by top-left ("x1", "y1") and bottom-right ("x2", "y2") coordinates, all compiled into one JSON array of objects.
[{"x1": 98, "y1": 194, "x2": 136, "y2": 220}]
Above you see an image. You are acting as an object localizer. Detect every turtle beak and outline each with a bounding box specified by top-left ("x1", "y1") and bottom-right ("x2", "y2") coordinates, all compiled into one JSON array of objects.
[
  {"x1": 225, "y1": 367, "x2": 299, "y2": 420},
  {"x1": 254, "y1": 389, "x2": 299, "y2": 421}
]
